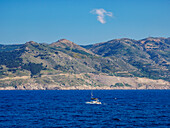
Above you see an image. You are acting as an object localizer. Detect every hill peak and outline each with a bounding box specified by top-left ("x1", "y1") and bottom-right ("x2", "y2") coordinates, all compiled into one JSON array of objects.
[
  {"x1": 58, "y1": 39, "x2": 73, "y2": 43},
  {"x1": 25, "y1": 41, "x2": 38, "y2": 45},
  {"x1": 139, "y1": 37, "x2": 167, "y2": 44},
  {"x1": 50, "y1": 39, "x2": 79, "y2": 48},
  {"x1": 50, "y1": 39, "x2": 93, "y2": 55}
]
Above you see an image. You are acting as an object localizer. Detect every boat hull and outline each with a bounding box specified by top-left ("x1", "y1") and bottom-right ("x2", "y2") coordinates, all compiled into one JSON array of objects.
[{"x1": 85, "y1": 101, "x2": 102, "y2": 104}]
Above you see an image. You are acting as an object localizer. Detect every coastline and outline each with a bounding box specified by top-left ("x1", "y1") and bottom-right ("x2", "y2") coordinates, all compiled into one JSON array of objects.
[
  {"x1": 0, "y1": 74, "x2": 169, "y2": 90},
  {"x1": 0, "y1": 85, "x2": 169, "y2": 90}
]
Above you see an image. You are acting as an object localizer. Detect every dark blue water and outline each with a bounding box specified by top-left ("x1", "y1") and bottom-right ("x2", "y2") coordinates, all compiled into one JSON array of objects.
[{"x1": 0, "y1": 90, "x2": 169, "y2": 128}]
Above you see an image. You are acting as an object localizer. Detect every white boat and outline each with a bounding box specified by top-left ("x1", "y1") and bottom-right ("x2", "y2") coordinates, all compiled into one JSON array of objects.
[
  {"x1": 85, "y1": 99, "x2": 102, "y2": 104},
  {"x1": 85, "y1": 91, "x2": 102, "y2": 104}
]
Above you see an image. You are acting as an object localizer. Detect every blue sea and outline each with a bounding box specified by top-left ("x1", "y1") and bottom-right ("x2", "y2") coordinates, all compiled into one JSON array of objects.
[{"x1": 0, "y1": 90, "x2": 169, "y2": 128}]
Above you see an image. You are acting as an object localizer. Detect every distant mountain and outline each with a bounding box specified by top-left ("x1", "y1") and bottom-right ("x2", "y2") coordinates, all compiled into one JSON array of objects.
[
  {"x1": 0, "y1": 44, "x2": 22, "y2": 52},
  {"x1": 83, "y1": 37, "x2": 170, "y2": 81},
  {"x1": 50, "y1": 39, "x2": 92, "y2": 54},
  {"x1": 0, "y1": 37, "x2": 169, "y2": 90},
  {"x1": 0, "y1": 39, "x2": 133, "y2": 76}
]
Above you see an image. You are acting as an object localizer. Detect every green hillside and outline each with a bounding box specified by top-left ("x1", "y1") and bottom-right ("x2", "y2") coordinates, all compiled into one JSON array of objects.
[
  {"x1": 83, "y1": 37, "x2": 170, "y2": 81},
  {"x1": 0, "y1": 39, "x2": 134, "y2": 78},
  {"x1": 0, "y1": 38, "x2": 169, "y2": 90}
]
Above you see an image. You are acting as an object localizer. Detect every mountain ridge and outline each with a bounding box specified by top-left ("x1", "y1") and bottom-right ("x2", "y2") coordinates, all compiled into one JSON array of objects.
[
  {"x1": 83, "y1": 37, "x2": 170, "y2": 81},
  {"x1": 0, "y1": 37, "x2": 169, "y2": 90}
]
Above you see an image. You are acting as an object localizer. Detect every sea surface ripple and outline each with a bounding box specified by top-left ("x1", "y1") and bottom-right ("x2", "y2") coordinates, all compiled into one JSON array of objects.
[{"x1": 0, "y1": 90, "x2": 169, "y2": 127}]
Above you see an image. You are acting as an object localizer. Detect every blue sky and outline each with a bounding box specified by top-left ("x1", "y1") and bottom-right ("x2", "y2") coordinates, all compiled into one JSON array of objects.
[{"x1": 0, "y1": 0, "x2": 170, "y2": 45}]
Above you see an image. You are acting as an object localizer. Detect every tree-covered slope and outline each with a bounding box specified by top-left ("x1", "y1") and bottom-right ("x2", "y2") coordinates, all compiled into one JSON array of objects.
[
  {"x1": 83, "y1": 37, "x2": 170, "y2": 81},
  {"x1": 0, "y1": 39, "x2": 134, "y2": 79},
  {"x1": 0, "y1": 37, "x2": 169, "y2": 90}
]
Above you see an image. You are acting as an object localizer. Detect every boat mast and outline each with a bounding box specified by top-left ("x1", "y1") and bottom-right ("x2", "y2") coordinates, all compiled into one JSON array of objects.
[
  {"x1": 91, "y1": 80, "x2": 94, "y2": 99},
  {"x1": 91, "y1": 90, "x2": 93, "y2": 99}
]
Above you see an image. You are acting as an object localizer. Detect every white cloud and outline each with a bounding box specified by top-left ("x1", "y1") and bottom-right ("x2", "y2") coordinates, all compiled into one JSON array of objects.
[{"x1": 90, "y1": 8, "x2": 113, "y2": 24}]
